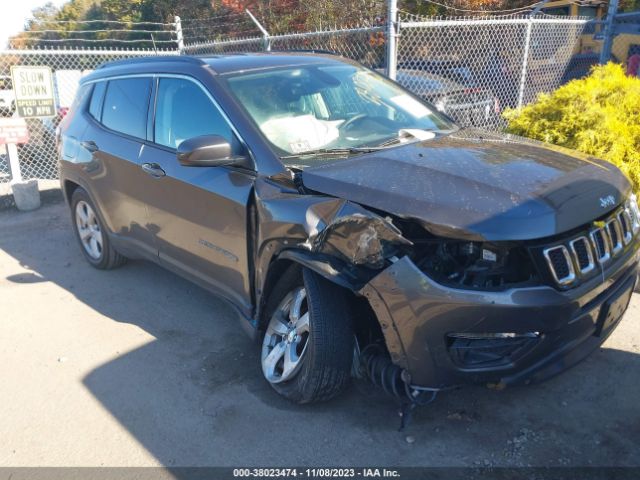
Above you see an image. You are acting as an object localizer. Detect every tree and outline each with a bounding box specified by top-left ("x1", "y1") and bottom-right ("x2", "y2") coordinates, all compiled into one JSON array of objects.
[{"x1": 8, "y1": 0, "x2": 637, "y2": 49}]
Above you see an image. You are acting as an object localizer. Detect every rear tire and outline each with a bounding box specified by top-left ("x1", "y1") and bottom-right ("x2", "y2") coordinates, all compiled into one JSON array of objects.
[
  {"x1": 70, "y1": 187, "x2": 127, "y2": 270},
  {"x1": 261, "y1": 265, "x2": 354, "y2": 404}
]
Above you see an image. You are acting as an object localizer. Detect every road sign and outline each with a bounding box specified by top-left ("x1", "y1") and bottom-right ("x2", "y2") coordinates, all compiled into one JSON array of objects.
[
  {"x1": 0, "y1": 118, "x2": 29, "y2": 146},
  {"x1": 0, "y1": 117, "x2": 29, "y2": 184},
  {"x1": 10, "y1": 66, "x2": 56, "y2": 118}
]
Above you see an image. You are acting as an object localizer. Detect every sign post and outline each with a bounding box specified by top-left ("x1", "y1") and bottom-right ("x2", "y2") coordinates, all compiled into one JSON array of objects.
[
  {"x1": 5, "y1": 66, "x2": 55, "y2": 211},
  {"x1": 0, "y1": 118, "x2": 39, "y2": 210}
]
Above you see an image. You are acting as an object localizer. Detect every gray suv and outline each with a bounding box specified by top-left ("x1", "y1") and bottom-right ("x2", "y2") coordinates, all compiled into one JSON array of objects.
[{"x1": 58, "y1": 53, "x2": 639, "y2": 405}]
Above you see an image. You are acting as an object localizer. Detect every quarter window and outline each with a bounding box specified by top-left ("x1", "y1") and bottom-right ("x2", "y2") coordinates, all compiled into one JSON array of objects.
[
  {"x1": 154, "y1": 77, "x2": 236, "y2": 150},
  {"x1": 88, "y1": 81, "x2": 107, "y2": 120},
  {"x1": 102, "y1": 78, "x2": 151, "y2": 139}
]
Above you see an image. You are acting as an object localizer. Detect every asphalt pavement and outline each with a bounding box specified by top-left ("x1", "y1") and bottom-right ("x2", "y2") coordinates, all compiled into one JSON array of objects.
[{"x1": 1, "y1": 201, "x2": 639, "y2": 467}]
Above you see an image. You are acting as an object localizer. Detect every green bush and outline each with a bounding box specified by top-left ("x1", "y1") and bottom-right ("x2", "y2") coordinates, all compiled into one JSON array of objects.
[{"x1": 503, "y1": 63, "x2": 640, "y2": 191}]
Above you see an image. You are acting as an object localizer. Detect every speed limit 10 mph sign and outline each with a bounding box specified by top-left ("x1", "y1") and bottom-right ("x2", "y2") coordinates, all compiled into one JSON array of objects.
[{"x1": 10, "y1": 66, "x2": 56, "y2": 118}]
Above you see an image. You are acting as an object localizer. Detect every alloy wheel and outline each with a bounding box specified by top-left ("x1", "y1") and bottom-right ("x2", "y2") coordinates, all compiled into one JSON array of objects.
[
  {"x1": 261, "y1": 287, "x2": 311, "y2": 384},
  {"x1": 75, "y1": 200, "x2": 103, "y2": 260}
]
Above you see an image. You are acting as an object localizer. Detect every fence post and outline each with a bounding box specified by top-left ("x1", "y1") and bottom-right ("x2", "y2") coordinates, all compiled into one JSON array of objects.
[
  {"x1": 387, "y1": 0, "x2": 398, "y2": 80},
  {"x1": 517, "y1": 19, "x2": 533, "y2": 109},
  {"x1": 7, "y1": 143, "x2": 22, "y2": 183},
  {"x1": 516, "y1": 1, "x2": 553, "y2": 109},
  {"x1": 600, "y1": 0, "x2": 619, "y2": 64},
  {"x1": 174, "y1": 16, "x2": 185, "y2": 54},
  {"x1": 246, "y1": 9, "x2": 271, "y2": 52}
]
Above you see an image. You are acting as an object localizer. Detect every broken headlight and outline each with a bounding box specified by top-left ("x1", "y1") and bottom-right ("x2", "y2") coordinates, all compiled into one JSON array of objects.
[{"x1": 413, "y1": 240, "x2": 539, "y2": 290}]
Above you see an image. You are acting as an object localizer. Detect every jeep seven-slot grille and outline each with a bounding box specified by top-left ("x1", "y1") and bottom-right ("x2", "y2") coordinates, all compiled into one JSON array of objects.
[
  {"x1": 570, "y1": 237, "x2": 594, "y2": 274},
  {"x1": 591, "y1": 228, "x2": 610, "y2": 262},
  {"x1": 545, "y1": 246, "x2": 573, "y2": 283},
  {"x1": 543, "y1": 208, "x2": 636, "y2": 287}
]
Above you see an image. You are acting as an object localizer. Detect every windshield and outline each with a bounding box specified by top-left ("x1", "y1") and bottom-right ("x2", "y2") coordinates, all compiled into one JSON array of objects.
[{"x1": 224, "y1": 63, "x2": 456, "y2": 160}]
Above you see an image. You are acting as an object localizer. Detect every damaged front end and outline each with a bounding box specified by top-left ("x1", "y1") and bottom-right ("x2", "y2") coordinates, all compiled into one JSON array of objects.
[
  {"x1": 253, "y1": 173, "x2": 534, "y2": 402},
  {"x1": 253, "y1": 174, "x2": 438, "y2": 409},
  {"x1": 254, "y1": 171, "x2": 640, "y2": 410}
]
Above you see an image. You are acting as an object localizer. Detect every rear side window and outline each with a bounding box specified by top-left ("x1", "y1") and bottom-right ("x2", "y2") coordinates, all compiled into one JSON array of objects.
[
  {"x1": 88, "y1": 81, "x2": 106, "y2": 120},
  {"x1": 154, "y1": 77, "x2": 236, "y2": 150},
  {"x1": 63, "y1": 83, "x2": 92, "y2": 127},
  {"x1": 102, "y1": 78, "x2": 151, "y2": 139}
]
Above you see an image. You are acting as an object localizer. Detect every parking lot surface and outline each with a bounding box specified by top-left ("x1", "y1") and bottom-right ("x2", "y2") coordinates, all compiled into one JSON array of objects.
[{"x1": 1, "y1": 201, "x2": 639, "y2": 467}]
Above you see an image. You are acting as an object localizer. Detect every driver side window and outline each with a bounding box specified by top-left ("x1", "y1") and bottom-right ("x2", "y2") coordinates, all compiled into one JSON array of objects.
[{"x1": 154, "y1": 77, "x2": 240, "y2": 152}]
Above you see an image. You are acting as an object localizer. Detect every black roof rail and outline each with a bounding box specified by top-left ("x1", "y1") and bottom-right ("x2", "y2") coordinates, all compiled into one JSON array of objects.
[{"x1": 97, "y1": 55, "x2": 206, "y2": 70}]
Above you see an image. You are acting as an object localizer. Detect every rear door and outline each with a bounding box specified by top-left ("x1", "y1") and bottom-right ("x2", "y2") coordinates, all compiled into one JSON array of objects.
[
  {"x1": 79, "y1": 76, "x2": 156, "y2": 257},
  {"x1": 137, "y1": 75, "x2": 254, "y2": 312}
]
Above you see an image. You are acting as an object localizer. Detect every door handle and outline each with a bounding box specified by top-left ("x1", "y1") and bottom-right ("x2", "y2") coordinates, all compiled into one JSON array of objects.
[
  {"x1": 81, "y1": 140, "x2": 99, "y2": 153},
  {"x1": 141, "y1": 162, "x2": 166, "y2": 178}
]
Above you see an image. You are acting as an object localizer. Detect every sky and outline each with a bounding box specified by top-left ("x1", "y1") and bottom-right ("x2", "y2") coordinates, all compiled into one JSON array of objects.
[{"x1": 1, "y1": 0, "x2": 69, "y2": 48}]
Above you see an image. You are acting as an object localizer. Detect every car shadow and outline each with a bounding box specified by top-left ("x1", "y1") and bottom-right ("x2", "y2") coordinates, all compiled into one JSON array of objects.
[{"x1": 1, "y1": 202, "x2": 639, "y2": 467}]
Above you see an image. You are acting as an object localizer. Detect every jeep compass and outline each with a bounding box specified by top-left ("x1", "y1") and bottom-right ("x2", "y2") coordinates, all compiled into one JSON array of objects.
[{"x1": 58, "y1": 53, "x2": 639, "y2": 404}]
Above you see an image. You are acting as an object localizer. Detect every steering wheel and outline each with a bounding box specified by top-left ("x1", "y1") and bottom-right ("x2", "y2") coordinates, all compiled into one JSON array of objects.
[{"x1": 339, "y1": 113, "x2": 368, "y2": 132}]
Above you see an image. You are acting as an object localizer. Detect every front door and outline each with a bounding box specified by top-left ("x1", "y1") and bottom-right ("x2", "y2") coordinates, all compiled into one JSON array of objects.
[{"x1": 138, "y1": 76, "x2": 254, "y2": 312}]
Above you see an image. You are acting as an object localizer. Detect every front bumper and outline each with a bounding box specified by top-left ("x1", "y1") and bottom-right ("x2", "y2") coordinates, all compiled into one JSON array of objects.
[{"x1": 360, "y1": 246, "x2": 639, "y2": 389}]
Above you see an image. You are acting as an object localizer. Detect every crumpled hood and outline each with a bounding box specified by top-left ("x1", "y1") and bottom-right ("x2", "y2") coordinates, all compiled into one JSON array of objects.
[{"x1": 300, "y1": 130, "x2": 632, "y2": 241}]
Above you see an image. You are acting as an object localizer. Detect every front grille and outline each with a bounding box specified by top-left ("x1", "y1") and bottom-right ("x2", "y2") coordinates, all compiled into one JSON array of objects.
[
  {"x1": 607, "y1": 218, "x2": 623, "y2": 254},
  {"x1": 591, "y1": 227, "x2": 611, "y2": 263},
  {"x1": 542, "y1": 208, "x2": 636, "y2": 288},
  {"x1": 570, "y1": 237, "x2": 594, "y2": 274},
  {"x1": 543, "y1": 246, "x2": 575, "y2": 285},
  {"x1": 619, "y1": 210, "x2": 633, "y2": 245}
]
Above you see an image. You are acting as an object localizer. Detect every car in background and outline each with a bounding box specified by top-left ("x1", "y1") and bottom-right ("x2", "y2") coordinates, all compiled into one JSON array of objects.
[
  {"x1": 394, "y1": 69, "x2": 500, "y2": 128},
  {"x1": 0, "y1": 76, "x2": 16, "y2": 117},
  {"x1": 398, "y1": 59, "x2": 476, "y2": 85}
]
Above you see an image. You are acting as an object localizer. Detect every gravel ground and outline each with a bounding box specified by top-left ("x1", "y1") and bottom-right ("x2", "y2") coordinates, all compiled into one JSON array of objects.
[{"x1": 0, "y1": 201, "x2": 639, "y2": 467}]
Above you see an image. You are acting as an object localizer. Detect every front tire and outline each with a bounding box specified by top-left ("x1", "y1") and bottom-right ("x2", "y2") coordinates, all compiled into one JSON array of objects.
[
  {"x1": 70, "y1": 187, "x2": 126, "y2": 270},
  {"x1": 261, "y1": 266, "x2": 354, "y2": 404}
]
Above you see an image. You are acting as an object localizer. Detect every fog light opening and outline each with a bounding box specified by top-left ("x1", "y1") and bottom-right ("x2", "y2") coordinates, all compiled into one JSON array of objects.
[{"x1": 447, "y1": 332, "x2": 541, "y2": 368}]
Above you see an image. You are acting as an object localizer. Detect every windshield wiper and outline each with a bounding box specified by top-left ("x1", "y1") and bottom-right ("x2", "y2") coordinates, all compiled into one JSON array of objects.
[
  {"x1": 280, "y1": 146, "x2": 382, "y2": 160},
  {"x1": 280, "y1": 129, "x2": 447, "y2": 160},
  {"x1": 373, "y1": 129, "x2": 438, "y2": 149}
]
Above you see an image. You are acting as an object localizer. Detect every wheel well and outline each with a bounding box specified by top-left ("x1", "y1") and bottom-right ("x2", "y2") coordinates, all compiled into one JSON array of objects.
[
  {"x1": 260, "y1": 257, "x2": 383, "y2": 348},
  {"x1": 63, "y1": 180, "x2": 80, "y2": 204},
  {"x1": 259, "y1": 258, "x2": 298, "y2": 330}
]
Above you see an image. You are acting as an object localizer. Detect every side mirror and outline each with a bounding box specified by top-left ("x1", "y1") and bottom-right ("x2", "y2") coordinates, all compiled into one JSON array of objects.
[{"x1": 177, "y1": 135, "x2": 247, "y2": 167}]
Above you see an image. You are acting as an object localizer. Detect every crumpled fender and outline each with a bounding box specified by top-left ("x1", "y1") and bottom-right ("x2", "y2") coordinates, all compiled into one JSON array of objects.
[
  {"x1": 303, "y1": 200, "x2": 413, "y2": 269},
  {"x1": 253, "y1": 176, "x2": 413, "y2": 320}
]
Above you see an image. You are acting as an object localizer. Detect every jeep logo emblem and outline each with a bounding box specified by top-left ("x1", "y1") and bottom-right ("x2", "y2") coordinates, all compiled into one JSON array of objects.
[{"x1": 600, "y1": 195, "x2": 616, "y2": 208}]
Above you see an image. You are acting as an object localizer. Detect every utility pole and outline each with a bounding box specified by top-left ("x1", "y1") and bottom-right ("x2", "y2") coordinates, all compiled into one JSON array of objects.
[
  {"x1": 600, "y1": 0, "x2": 619, "y2": 64},
  {"x1": 387, "y1": 0, "x2": 398, "y2": 80}
]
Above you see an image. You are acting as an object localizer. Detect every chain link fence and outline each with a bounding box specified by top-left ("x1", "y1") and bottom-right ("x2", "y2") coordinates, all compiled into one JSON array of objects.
[
  {"x1": 396, "y1": 15, "x2": 588, "y2": 129},
  {"x1": 1, "y1": 14, "x2": 589, "y2": 186},
  {"x1": 183, "y1": 26, "x2": 387, "y2": 69},
  {"x1": 0, "y1": 48, "x2": 177, "y2": 184},
  {"x1": 183, "y1": 15, "x2": 588, "y2": 131}
]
